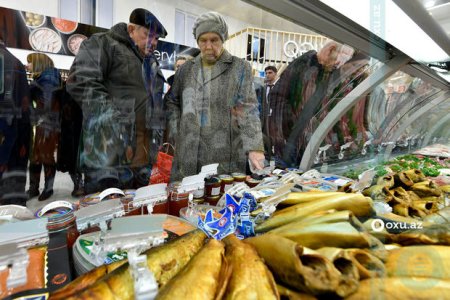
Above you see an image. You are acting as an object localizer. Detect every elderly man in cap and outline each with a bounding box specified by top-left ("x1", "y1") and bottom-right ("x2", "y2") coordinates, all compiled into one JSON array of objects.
[
  {"x1": 165, "y1": 11, "x2": 265, "y2": 180},
  {"x1": 67, "y1": 8, "x2": 167, "y2": 193}
]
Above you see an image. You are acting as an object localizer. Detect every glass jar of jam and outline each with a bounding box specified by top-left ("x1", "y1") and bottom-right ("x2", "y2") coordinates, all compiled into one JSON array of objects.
[
  {"x1": 245, "y1": 177, "x2": 261, "y2": 188},
  {"x1": 205, "y1": 195, "x2": 221, "y2": 206},
  {"x1": 231, "y1": 172, "x2": 246, "y2": 184},
  {"x1": 193, "y1": 197, "x2": 205, "y2": 205},
  {"x1": 150, "y1": 198, "x2": 170, "y2": 214},
  {"x1": 219, "y1": 174, "x2": 234, "y2": 194},
  {"x1": 204, "y1": 176, "x2": 222, "y2": 197},
  {"x1": 35, "y1": 201, "x2": 79, "y2": 248},
  {"x1": 168, "y1": 182, "x2": 190, "y2": 217}
]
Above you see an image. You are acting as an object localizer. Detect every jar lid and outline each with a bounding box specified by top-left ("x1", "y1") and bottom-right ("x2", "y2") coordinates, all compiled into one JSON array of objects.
[
  {"x1": 219, "y1": 174, "x2": 234, "y2": 182},
  {"x1": 231, "y1": 172, "x2": 246, "y2": 179},
  {"x1": 35, "y1": 201, "x2": 76, "y2": 231},
  {"x1": 204, "y1": 176, "x2": 221, "y2": 184}
]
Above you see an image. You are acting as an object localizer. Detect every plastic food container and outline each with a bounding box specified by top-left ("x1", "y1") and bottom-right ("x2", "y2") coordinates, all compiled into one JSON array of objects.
[
  {"x1": 320, "y1": 174, "x2": 353, "y2": 187},
  {"x1": 294, "y1": 178, "x2": 338, "y2": 192},
  {"x1": 179, "y1": 205, "x2": 220, "y2": 225}
]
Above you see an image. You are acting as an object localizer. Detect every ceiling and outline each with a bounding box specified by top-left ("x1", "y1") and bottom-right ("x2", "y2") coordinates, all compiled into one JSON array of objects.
[
  {"x1": 422, "y1": 0, "x2": 450, "y2": 36},
  {"x1": 182, "y1": 0, "x2": 315, "y2": 34},
  {"x1": 185, "y1": 0, "x2": 450, "y2": 39}
]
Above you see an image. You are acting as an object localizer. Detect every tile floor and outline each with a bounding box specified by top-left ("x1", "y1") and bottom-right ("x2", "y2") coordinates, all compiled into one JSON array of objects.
[{"x1": 26, "y1": 171, "x2": 81, "y2": 213}]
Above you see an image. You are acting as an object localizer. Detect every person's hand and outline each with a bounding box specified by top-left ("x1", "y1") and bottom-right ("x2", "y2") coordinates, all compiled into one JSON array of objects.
[
  {"x1": 126, "y1": 146, "x2": 134, "y2": 162},
  {"x1": 248, "y1": 151, "x2": 265, "y2": 171}
]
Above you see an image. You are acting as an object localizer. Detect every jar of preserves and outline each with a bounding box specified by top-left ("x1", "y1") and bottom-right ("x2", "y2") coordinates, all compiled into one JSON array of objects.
[
  {"x1": 204, "y1": 176, "x2": 222, "y2": 197},
  {"x1": 219, "y1": 174, "x2": 234, "y2": 194},
  {"x1": 204, "y1": 195, "x2": 221, "y2": 206},
  {"x1": 231, "y1": 172, "x2": 246, "y2": 184},
  {"x1": 168, "y1": 182, "x2": 190, "y2": 217},
  {"x1": 35, "y1": 201, "x2": 79, "y2": 248}
]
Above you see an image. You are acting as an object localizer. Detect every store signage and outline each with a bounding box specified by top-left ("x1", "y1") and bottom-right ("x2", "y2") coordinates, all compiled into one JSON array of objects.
[{"x1": 0, "y1": 6, "x2": 199, "y2": 71}]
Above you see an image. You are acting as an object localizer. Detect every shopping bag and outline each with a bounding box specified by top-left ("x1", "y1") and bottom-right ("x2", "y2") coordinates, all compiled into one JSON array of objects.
[{"x1": 149, "y1": 143, "x2": 174, "y2": 184}]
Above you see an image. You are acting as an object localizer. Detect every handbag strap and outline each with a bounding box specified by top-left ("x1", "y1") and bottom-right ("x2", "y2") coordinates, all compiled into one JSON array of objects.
[{"x1": 161, "y1": 142, "x2": 175, "y2": 154}]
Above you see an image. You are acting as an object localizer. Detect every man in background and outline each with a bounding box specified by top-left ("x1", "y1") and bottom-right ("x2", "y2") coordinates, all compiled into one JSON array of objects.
[
  {"x1": 256, "y1": 65, "x2": 278, "y2": 158},
  {"x1": 0, "y1": 34, "x2": 31, "y2": 205},
  {"x1": 67, "y1": 8, "x2": 167, "y2": 193},
  {"x1": 269, "y1": 40, "x2": 354, "y2": 167},
  {"x1": 167, "y1": 55, "x2": 190, "y2": 87}
]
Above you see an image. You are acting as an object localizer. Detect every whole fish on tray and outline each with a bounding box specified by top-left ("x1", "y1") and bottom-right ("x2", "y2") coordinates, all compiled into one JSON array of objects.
[
  {"x1": 51, "y1": 230, "x2": 207, "y2": 299},
  {"x1": 156, "y1": 239, "x2": 229, "y2": 300},
  {"x1": 222, "y1": 234, "x2": 279, "y2": 300},
  {"x1": 245, "y1": 234, "x2": 341, "y2": 296}
]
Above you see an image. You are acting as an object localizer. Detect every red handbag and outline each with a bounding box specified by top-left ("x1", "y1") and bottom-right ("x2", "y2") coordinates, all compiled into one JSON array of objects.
[{"x1": 149, "y1": 143, "x2": 174, "y2": 184}]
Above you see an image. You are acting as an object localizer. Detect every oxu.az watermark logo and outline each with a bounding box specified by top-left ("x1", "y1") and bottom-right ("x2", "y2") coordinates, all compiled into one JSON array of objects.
[{"x1": 371, "y1": 219, "x2": 423, "y2": 232}]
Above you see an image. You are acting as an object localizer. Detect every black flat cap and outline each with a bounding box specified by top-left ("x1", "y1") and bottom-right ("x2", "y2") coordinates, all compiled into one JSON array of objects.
[{"x1": 129, "y1": 8, "x2": 167, "y2": 38}]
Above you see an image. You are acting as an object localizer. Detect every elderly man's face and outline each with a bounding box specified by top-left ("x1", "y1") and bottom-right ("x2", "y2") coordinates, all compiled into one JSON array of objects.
[
  {"x1": 129, "y1": 24, "x2": 159, "y2": 56},
  {"x1": 322, "y1": 44, "x2": 355, "y2": 72},
  {"x1": 198, "y1": 32, "x2": 223, "y2": 64}
]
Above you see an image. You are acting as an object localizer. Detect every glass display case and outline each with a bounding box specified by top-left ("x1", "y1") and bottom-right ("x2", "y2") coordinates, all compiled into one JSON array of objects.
[
  {"x1": 0, "y1": 0, "x2": 448, "y2": 203},
  {"x1": 241, "y1": 0, "x2": 450, "y2": 175}
]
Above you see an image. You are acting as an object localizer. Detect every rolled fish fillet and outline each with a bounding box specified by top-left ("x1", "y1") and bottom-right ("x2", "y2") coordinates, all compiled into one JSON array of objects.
[
  {"x1": 244, "y1": 234, "x2": 341, "y2": 295},
  {"x1": 411, "y1": 181, "x2": 442, "y2": 197},
  {"x1": 346, "y1": 249, "x2": 386, "y2": 279},
  {"x1": 56, "y1": 230, "x2": 207, "y2": 300},
  {"x1": 404, "y1": 169, "x2": 426, "y2": 183},
  {"x1": 280, "y1": 191, "x2": 349, "y2": 206},
  {"x1": 377, "y1": 175, "x2": 395, "y2": 188},
  {"x1": 156, "y1": 238, "x2": 229, "y2": 300},
  {"x1": 269, "y1": 210, "x2": 365, "y2": 234},
  {"x1": 271, "y1": 221, "x2": 376, "y2": 249},
  {"x1": 385, "y1": 246, "x2": 450, "y2": 279},
  {"x1": 390, "y1": 224, "x2": 450, "y2": 246},
  {"x1": 345, "y1": 277, "x2": 450, "y2": 300},
  {"x1": 424, "y1": 207, "x2": 450, "y2": 224},
  {"x1": 256, "y1": 194, "x2": 374, "y2": 232},
  {"x1": 222, "y1": 234, "x2": 279, "y2": 300},
  {"x1": 393, "y1": 172, "x2": 414, "y2": 188},
  {"x1": 315, "y1": 247, "x2": 359, "y2": 297},
  {"x1": 276, "y1": 284, "x2": 317, "y2": 300},
  {"x1": 50, "y1": 260, "x2": 126, "y2": 300},
  {"x1": 317, "y1": 247, "x2": 385, "y2": 279}
]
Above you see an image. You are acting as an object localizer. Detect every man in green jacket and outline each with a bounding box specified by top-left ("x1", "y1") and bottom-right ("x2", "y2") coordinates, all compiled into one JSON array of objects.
[{"x1": 67, "y1": 8, "x2": 167, "y2": 193}]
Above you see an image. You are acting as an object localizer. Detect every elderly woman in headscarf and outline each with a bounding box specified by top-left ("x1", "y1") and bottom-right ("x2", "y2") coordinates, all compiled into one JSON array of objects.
[{"x1": 165, "y1": 12, "x2": 264, "y2": 180}]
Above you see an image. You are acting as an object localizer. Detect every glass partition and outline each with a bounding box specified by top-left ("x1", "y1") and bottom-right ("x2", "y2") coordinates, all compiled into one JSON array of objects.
[
  {"x1": 1, "y1": 0, "x2": 448, "y2": 206},
  {"x1": 305, "y1": 69, "x2": 444, "y2": 174}
]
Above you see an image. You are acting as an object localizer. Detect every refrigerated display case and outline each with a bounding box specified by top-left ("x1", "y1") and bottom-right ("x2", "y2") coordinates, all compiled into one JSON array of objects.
[{"x1": 241, "y1": 0, "x2": 449, "y2": 175}]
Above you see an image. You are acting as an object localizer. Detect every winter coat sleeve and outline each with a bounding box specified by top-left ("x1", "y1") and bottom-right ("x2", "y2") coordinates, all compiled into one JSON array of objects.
[
  {"x1": 66, "y1": 35, "x2": 111, "y2": 111},
  {"x1": 164, "y1": 67, "x2": 183, "y2": 146},
  {"x1": 234, "y1": 60, "x2": 264, "y2": 153}
]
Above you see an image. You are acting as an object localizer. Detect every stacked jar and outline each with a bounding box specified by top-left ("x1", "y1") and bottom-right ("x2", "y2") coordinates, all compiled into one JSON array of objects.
[
  {"x1": 219, "y1": 174, "x2": 234, "y2": 194},
  {"x1": 204, "y1": 176, "x2": 221, "y2": 206},
  {"x1": 168, "y1": 182, "x2": 190, "y2": 217}
]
